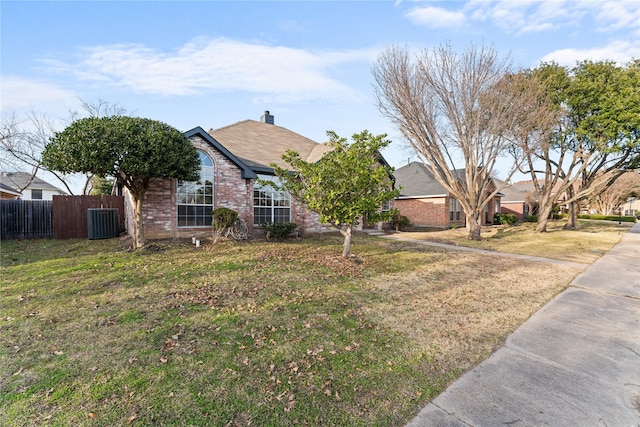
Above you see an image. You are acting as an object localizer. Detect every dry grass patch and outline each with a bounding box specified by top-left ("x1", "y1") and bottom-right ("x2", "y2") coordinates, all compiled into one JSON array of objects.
[
  {"x1": 400, "y1": 219, "x2": 631, "y2": 263},
  {"x1": 365, "y1": 251, "x2": 580, "y2": 374}
]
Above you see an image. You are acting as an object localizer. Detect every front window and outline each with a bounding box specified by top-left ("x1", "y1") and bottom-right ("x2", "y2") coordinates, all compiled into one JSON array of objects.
[
  {"x1": 254, "y1": 175, "x2": 291, "y2": 225},
  {"x1": 177, "y1": 151, "x2": 214, "y2": 227},
  {"x1": 449, "y1": 197, "x2": 461, "y2": 221},
  {"x1": 31, "y1": 189, "x2": 43, "y2": 200}
]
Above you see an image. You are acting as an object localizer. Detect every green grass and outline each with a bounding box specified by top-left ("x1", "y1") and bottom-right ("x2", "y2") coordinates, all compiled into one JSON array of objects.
[{"x1": 0, "y1": 232, "x2": 605, "y2": 426}]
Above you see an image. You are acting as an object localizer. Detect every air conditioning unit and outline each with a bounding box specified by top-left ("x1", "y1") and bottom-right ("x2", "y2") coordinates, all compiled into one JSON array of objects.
[{"x1": 87, "y1": 208, "x2": 119, "y2": 240}]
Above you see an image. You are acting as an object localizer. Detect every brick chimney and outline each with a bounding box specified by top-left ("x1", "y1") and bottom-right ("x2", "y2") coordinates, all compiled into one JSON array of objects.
[{"x1": 260, "y1": 110, "x2": 274, "y2": 125}]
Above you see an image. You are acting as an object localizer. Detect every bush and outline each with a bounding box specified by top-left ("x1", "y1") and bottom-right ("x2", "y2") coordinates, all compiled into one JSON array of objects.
[
  {"x1": 524, "y1": 215, "x2": 538, "y2": 222},
  {"x1": 577, "y1": 214, "x2": 637, "y2": 223},
  {"x1": 493, "y1": 213, "x2": 517, "y2": 225},
  {"x1": 261, "y1": 222, "x2": 298, "y2": 239},
  {"x1": 212, "y1": 208, "x2": 238, "y2": 230},
  {"x1": 391, "y1": 214, "x2": 410, "y2": 231}
]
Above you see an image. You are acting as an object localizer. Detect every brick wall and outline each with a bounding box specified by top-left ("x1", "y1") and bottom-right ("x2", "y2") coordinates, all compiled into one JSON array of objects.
[
  {"x1": 394, "y1": 197, "x2": 454, "y2": 228},
  {"x1": 501, "y1": 202, "x2": 526, "y2": 221},
  {"x1": 394, "y1": 196, "x2": 503, "y2": 228},
  {"x1": 125, "y1": 135, "x2": 334, "y2": 241}
]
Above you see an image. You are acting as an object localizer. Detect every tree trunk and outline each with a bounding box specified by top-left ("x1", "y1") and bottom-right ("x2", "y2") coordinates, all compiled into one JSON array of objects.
[
  {"x1": 535, "y1": 203, "x2": 554, "y2": 233},
  {"x1": 133, "y1": 195, "x2": 145, "y2": 249},
  {"x1": 340, "y1": 225, "x2": 353, "y2": 258},
  {"x1": 466, "y1": 213, "x2": 482, "y2": 240},
  {"x1": 564, "y1": 201, "x2": 579, "y2": 230}
]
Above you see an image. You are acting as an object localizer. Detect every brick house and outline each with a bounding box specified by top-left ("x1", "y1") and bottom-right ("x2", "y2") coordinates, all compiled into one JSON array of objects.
[
  {"x1": 499, "y1": 180, "x2": 537, "y2": 221},
  {"x1": 124, "y1": 111, "x2": 340, "y2": 240},
  {"x1": 392, "y1": 162, "x2": 502, "y2": 228}
]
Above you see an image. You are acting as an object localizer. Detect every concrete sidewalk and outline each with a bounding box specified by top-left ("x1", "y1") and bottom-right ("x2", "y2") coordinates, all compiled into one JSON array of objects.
[{"x1": 406, "y1": 222, "x2": 640, "y2": 427}]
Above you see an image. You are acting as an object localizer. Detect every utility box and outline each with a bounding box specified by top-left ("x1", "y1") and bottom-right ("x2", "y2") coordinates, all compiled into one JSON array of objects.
[{"x1": 87, "y1": 208, "x2": 119, "y2": 240}]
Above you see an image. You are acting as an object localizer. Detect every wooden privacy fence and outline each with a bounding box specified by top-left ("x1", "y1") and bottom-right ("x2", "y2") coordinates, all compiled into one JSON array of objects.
[
  {"x1": 1, "y1": 200, "x2": 53, "y2": 239},
  {"x1": 53, "y1": 195, "x2": 125, "y2": 239}
]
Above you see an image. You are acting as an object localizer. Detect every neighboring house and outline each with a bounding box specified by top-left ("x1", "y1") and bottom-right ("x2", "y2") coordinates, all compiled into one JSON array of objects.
[
  {"x1": 0, "y1": 182, "x2": 22, "y2": 199},
  {"x1": 0, "y1": 171, "x2": 67, "y2": 200},
  {"x1": 124, "y1": 111, "x2": 352, "y2": 240},
  {"x1": 499, "y1": 180, "x2": 538, "y2": 221},
  {"x1": 392, "y1": 162, "x2": 502, "y2": 228}
]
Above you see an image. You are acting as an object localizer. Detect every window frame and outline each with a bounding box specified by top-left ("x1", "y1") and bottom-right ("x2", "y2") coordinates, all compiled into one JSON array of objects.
[
  {"x1": 31, "y1": 189, "x2": 43, "y2": 200},
  {"x1": 253, "y1": 175, "x2": 291, "y2": 226},
  {"x1": 177, "y1": 150, "x2": 214, "y2": 228}
]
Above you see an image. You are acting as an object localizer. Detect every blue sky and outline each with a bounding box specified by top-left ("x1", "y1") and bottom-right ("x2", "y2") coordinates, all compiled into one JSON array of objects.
[{"x1": 2, "y1": 0, "x2": 639, "y2": 184}]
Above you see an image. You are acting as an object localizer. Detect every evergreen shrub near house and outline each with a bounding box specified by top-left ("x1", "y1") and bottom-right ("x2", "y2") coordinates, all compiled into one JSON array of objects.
[
  {"x1": 392, "y1": 214, "x2": 411, "y2": 231},
  {"x1": 261, "y1": 222, "x2": 297, "y2": 239},
  {"x1": 493, "y1": 213, "x2": 518, "y2": 225},
  {"x1": 213, "y1": 208, "x2": 238, "y2": 230},
  {"x1": 212, "y1": 208, "x2": 240, "y2": 242},
  {"x1": 524, "y1": 215, "x2": 538, "y2": 222}
]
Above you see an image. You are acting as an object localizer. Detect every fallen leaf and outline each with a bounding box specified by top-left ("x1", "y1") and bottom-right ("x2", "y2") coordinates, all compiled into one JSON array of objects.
[{"x1": 127, "y1": 414, "x2": 138, "y2": 423}]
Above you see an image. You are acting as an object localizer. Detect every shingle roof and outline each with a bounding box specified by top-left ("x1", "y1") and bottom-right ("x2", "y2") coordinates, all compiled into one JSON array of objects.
[
  {"x1": 498, "y1": 180, "x2": 537, "y2": 203},
  {"x1": 208, "y1": 119, "x2": 328, "y2": 171},
  {"x1": 0, "y1": 171, "x2": 66, "y2": 194},
  {"x1": 394, "y1": 162, "x2": 452, "y2": 198},
  {"x1": 0, "y1": 181, "x2": 22, "y2": 196}
]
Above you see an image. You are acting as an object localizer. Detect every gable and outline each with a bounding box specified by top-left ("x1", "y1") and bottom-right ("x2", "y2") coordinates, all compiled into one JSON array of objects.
[{"x1": 184, "y1": 127, "x2": 257, "y2": 179}]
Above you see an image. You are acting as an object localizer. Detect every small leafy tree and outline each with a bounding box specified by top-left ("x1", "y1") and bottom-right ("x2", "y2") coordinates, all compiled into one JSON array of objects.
[
  {"x1": 273, "y1": 130, "x2": 399, "y2": 258},
  {"x1": 42, "y1": 116, "x2": 200, "y2": 248}
]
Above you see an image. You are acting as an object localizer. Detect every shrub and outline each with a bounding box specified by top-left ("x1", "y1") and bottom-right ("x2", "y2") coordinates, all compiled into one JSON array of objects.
[
  {"x1": 391, "y1": 214, "x2": 411, "y2": 231},
  {"x1": 212, "y1": 208, "x2": 238, "y2": 230},
  {"x1": 261, "y1": 222, "x2": 298, "y2": 239},
  {"x1": 577, "y1": 214, "x2": 637, "y2": 223},
  {"x1": 524, "y1": 215, "x2": 538, "y2": 222},
  {"x1": 493, "y1": 213, "x2": 517, "y2": 225}
]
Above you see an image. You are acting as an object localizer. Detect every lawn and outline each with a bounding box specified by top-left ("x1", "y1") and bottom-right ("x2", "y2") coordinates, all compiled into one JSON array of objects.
[
  {"x1": 399, "y1": 219, "x2": 634, "y2": 264},
  {"x1": 0, "y1": 229, "x2": 608, "y2": 426}
]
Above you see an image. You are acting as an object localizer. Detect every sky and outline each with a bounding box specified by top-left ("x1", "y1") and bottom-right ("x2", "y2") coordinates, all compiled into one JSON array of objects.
[{"x1": 1, "y1": 0, "x2": 639, "y2": 191}]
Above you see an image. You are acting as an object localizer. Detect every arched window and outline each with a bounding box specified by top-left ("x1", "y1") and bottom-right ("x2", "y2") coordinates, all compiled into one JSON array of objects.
[{"x1": 177, "y1": 150, "x2": 214, "y2": 227}]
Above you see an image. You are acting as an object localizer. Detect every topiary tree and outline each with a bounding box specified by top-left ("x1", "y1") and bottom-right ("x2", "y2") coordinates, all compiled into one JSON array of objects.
[
  {"x1": 212, "y1": 207, "x2": 239, "y2": 243},
  {"x1": 42, "y1": 116, "x2": 200, "y2": 248},
  {"x1": 273, "y1": 130, "x2": 399, "y2": 258}
]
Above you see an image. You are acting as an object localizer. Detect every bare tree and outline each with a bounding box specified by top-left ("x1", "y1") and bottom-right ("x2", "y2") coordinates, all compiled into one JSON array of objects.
[
  {"x1": 1, "y1": 100, "x2": 130, "y2": 195},
  {"x1": 589, "y1": 171, "x2": 640, "y2": 215},
  {"x1": 0, "y1": 111, "x2": 76, "y2": 194},
  {"x1": 373, "y1": 43, "x2": 555, "y2": 240}
]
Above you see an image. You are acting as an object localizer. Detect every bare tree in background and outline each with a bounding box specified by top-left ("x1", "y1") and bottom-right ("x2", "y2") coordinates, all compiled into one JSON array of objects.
[
  {"x1": 373, "y1": 43, "x2": 555, "y2": 240},
  {"x1": 589, "y1": 171, "x2": 640, "y2": 215},
  {"x1": 1, "y1": 111, "x2": 76, "y2": 194},
  {"x1": 0, "y1": 100, "x2": 128, "y2": 195}
]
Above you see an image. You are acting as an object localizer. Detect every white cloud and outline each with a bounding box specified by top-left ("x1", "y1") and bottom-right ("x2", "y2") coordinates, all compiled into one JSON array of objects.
[
  {"x1": 596, "y1": 0, "x2": 640, "y2": 33},
  {"x1": 42, "y1": 38, "x2": 376, "y2": 102},
  {"x1": 541, "y1": 40, "x2": 640, "y2": 66},
  {"x1": 465, "y1": 0, "x2": 581, "y2": 35},
  {"x1": 405, "y1": 6, "x2": 467, "y2": 28},
  {"x1": 0, "y1": 76, "x2": 78, "y2": 114}
]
